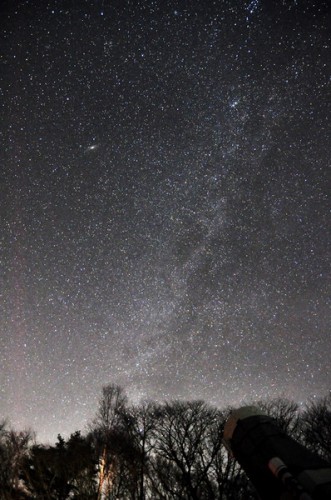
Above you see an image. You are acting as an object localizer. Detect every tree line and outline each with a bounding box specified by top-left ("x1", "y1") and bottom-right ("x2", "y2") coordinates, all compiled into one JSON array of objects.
[{"x1": 1, "y1": 385, "x2": 330, "y2": 499}]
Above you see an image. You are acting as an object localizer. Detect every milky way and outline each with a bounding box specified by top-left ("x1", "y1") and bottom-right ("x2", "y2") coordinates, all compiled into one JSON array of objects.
[{"x1": 1, "y1": 0, "x2": 330, "y2": 443}]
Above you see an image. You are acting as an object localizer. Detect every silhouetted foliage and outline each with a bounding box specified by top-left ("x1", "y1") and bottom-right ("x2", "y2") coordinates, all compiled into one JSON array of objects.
[
  {"x1": 88, "y1": 383, "x2": 140, "y2": 499},
  {"x1": 148, "y1": 400, "x2": 225, "y2": 499},
  {"x1": 19, "y1": 431, "x2": 97, "y2": 499},
  {"x1": 0, "y1": 421, "x2": 33, "y2": 499},
  {"x1": 300, "y1": 393, "x2": 331, "y2": 463},
  {"x1": 123, "y1": 401, "x2": 159, "y2": 499},
  {"x1": 1, "y1": 389, "x2": 330, "y2": 499}
]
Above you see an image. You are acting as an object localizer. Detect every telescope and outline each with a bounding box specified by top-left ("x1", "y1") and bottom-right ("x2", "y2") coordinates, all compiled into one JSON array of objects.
[{"x1": 223, "y1": 406, "x2": 331, "y2": 500}]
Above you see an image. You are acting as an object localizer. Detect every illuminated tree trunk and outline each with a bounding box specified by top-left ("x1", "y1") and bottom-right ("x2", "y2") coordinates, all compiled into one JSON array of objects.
[{"x1": 97, "y1": 446, "x2": 108, "y2": 500}]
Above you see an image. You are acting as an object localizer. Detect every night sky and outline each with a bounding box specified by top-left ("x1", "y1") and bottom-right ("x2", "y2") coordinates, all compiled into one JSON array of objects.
[{"x1": 1, "y1": 0, "x2": 330, "y2": 444}]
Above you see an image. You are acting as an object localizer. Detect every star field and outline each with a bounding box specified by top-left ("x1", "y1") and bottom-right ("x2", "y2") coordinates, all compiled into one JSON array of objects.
[{"x1": 1, "y1": 0, "x2": 330, "y2": 443}]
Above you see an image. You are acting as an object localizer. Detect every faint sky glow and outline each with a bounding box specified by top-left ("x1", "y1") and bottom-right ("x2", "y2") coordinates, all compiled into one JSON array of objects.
[{"x1": 1, "y1": 0, "x2": 330, "y2": 443}]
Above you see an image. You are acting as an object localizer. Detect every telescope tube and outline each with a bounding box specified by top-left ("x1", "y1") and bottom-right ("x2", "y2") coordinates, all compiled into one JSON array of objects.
[{"x1": 223, "y1": 406, "x2": 331, "y2": 500}]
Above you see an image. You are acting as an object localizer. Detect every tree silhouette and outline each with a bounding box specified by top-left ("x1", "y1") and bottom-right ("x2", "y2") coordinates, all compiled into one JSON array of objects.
[
  {"x1": 149, "y1": 400, "x2": 228, "y2": 499},
  {"x1": 301, "y1": 393, "x2": 331, "y2": 462},
  {"x1": 22, "y1": 432, "x2": 97, "y2": 499},
  {"x1": 2, "y1": 389, "x2": 331, "y2": 499},
  {"x1": 0, "y1": 420, "x2": 33, "y2": 499},
  {"x1": 124, "y1": 401, "x2": 159, "y2": 499},
  {"x1": 89, "y1": 384, "x2": 140, "y2": 498}
]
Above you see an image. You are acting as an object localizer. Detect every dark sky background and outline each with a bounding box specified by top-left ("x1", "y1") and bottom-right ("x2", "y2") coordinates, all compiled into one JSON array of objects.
[{"x1": 1, "y1": 0, "x2": 330, "y2": 444}]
